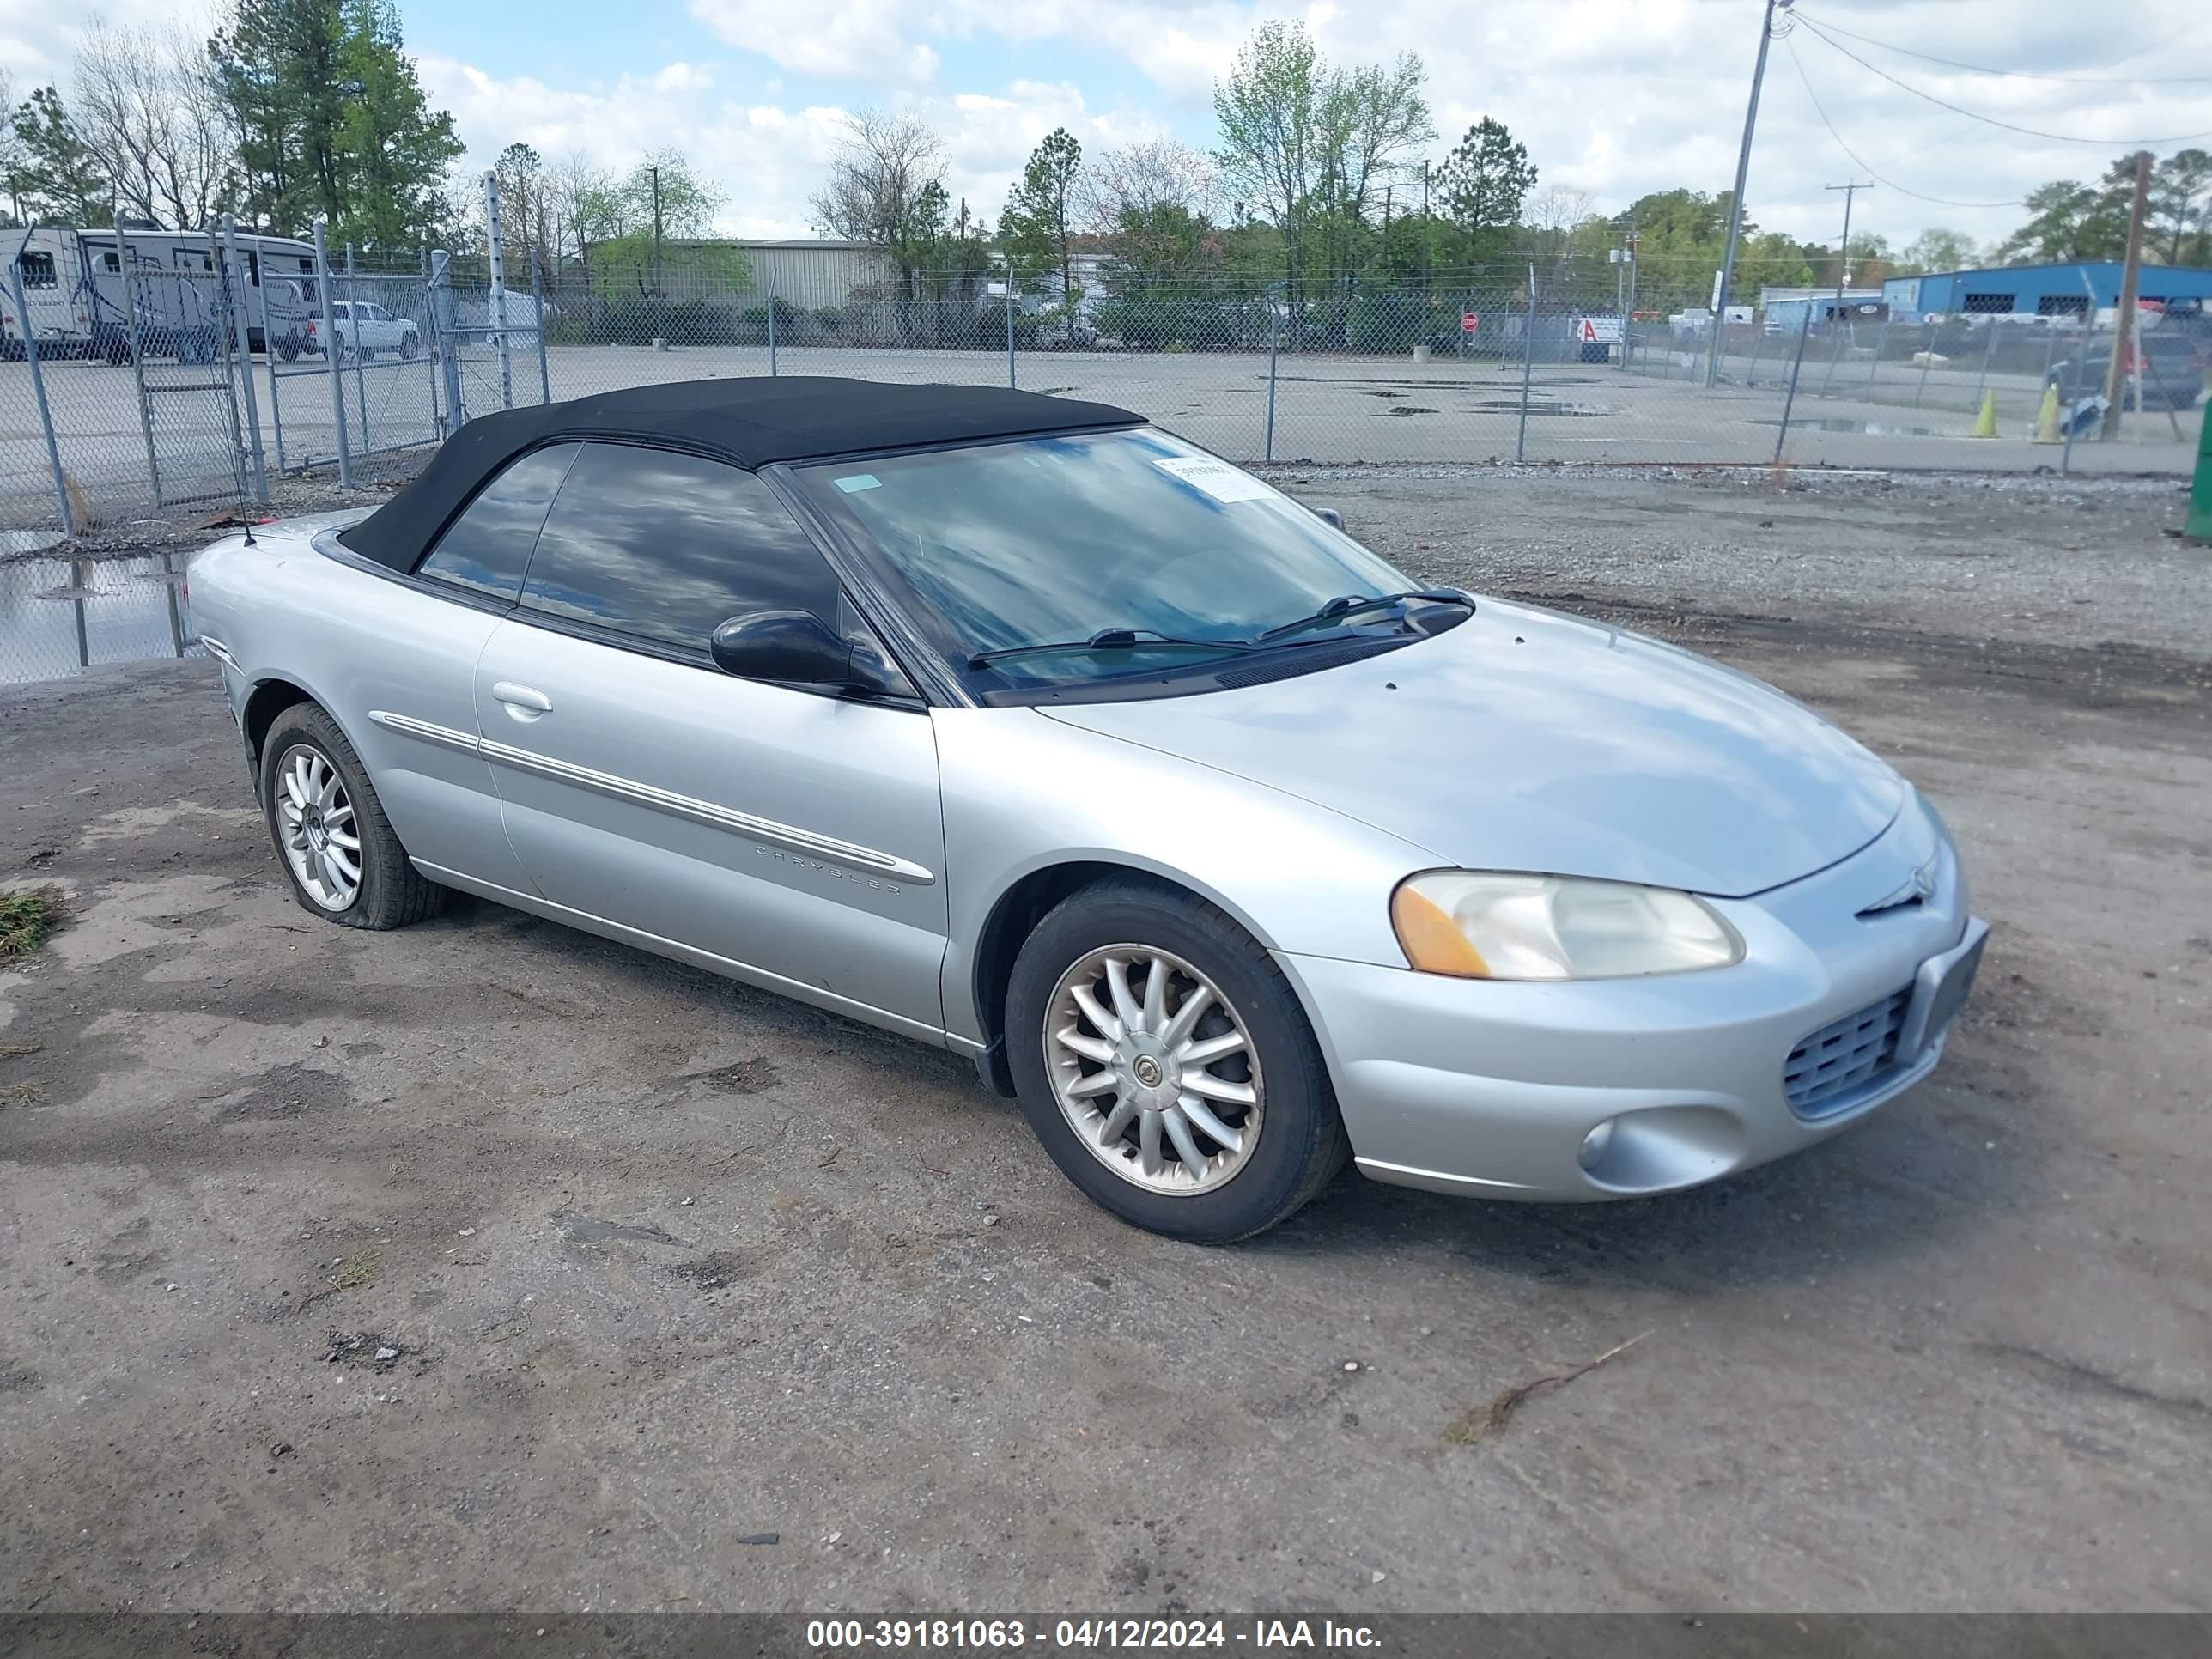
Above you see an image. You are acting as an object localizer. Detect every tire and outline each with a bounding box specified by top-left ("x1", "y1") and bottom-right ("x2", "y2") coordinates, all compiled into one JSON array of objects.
[
  {"x1": 258, "y1": 702, "x2": 447, "y2": 931},
  {"x1": 399, "y1": 332, "x2": 419, "y2": 361},
  {"x1": 277, "y1": 337, "x2": 300, "y2": 363},
  {"x1": 1005, "y1": 876, "x2": 1350, "y2": 1242}
]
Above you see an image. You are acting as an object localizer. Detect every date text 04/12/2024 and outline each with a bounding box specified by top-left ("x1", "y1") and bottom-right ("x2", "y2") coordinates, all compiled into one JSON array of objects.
[{"x1": 805, "y1": 1620, "x2": 1383, "y2": 1650}]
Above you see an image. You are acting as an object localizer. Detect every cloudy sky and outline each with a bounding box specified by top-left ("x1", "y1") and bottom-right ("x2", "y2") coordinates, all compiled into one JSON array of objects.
[{"x1": 5, "y1": 0, "x2": 2209, "y2": 251}]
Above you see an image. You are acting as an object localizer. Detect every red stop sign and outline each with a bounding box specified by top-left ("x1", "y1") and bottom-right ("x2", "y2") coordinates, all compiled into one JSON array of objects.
[{"x1": 1461, "y1": 312, "x2": 1479, "y2": 332}]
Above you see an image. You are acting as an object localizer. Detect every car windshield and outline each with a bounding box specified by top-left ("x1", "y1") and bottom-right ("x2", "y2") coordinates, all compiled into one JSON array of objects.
[{"x1": 792, "y1": 428, "x2": 1424, "y2": 691}]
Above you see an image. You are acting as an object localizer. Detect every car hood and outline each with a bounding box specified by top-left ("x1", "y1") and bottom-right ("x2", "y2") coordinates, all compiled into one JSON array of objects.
[{"x1": 1038, "y1": 597, "x2": 1905, "y2": 898}]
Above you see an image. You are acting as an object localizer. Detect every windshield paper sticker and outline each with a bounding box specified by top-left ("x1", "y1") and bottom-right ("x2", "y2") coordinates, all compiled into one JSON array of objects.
[
  {"x1": 834, "y1": 473, "x2": 882, "y2": 493},
  {"x1": 1153, "y1": 457, "x2": 1275, "y2": 503}
]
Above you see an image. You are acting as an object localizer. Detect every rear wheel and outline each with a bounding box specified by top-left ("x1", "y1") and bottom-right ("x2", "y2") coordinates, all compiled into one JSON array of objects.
[
  {"x1": 259, "y1": 703, "x2": 446, "y2": 931},
  {"x1": 1006, "y1": 878, "x2": 1349, "y2": 1242},
  {"x1": 399, "y1": 331, "x2": 419, "y2": 361}
]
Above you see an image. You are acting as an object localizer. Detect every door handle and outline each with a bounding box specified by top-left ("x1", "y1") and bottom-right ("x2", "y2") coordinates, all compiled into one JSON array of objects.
[{"x1": 491, "y1": 682, "x2": 550, "y2": 720}]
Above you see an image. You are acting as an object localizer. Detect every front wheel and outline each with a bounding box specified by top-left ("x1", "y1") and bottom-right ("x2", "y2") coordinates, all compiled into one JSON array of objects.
[
  {"x1": 259, "y1": 703, "x2": 447, "y2": 930},
  {"x1": 1006, "y1": 878, "x2": 1349, "y2": 1242},
  {"x1": 399, "y1": 332, "x2": 419, "y2": 361}
]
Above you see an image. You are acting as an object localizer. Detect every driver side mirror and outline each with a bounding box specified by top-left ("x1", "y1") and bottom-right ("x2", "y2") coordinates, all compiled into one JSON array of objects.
[
  {"x1": 1310, "y1": 506, "x2": 1346, "y2": 531},
  {"x1": 709, "y1": 610, "x2": 900, "y2": 698}
]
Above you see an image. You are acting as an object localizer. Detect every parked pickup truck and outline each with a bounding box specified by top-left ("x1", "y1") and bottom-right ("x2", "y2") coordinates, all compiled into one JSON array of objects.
[{"x1": 312, "y1": 300, "x2": 422, "y2": 362}]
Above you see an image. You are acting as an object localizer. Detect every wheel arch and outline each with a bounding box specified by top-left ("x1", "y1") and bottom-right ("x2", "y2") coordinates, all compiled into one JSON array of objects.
[
  {"x1": 962, "y1": 854, "x2": 1310, "y2": 1093},
  {"x1": 240, "y1": 675, "x2": 375, "y2": 785}
]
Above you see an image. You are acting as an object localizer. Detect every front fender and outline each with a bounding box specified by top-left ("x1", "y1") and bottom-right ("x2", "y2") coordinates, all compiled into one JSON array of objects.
[{"x1": 931, "y1": 706, "x2": 1430, "y2": 1043}]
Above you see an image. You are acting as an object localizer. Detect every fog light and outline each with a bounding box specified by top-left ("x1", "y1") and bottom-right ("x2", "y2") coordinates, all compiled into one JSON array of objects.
[{"x1": 1577, "y1": 1119, "x2": 1617, "y2": 1172}]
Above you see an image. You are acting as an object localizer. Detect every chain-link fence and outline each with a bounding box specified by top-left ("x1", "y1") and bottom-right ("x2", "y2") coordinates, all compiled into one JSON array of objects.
[{"x1": 7, "y1": 245, "x2": 2209, "y2": 549}]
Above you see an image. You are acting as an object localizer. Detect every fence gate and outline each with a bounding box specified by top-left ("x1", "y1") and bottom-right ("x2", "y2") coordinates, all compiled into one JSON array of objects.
[{"x1": 116, "y1": 251, "x2": 252, "y2": 510}]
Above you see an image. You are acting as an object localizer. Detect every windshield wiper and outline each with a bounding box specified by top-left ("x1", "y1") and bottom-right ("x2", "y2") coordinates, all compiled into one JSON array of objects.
[
  {"x1": 1254, "y1": 589, "x2": 1474, "y2": 643},
  {"x1": 967, "y1": 628, "x2": 1253, "y2": 672}
]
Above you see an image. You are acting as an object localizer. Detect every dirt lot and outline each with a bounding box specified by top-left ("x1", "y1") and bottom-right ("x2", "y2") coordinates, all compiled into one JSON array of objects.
[{"x1": 2, "y1": 470, "x2": 2208, "y2": 1614}]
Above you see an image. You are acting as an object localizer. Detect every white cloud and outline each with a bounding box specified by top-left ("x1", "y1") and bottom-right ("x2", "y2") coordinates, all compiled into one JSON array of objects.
[{"x1": 689, "y1": 0, "x2": 939, "y2": 85}]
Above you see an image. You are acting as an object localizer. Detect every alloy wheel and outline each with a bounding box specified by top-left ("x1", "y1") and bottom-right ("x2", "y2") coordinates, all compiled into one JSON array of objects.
[
  {"x1": 1044, "y1": 944, "x2": 1264, "y2": 1195},
  {"x1": 275, "y1": 744, "x2": 362, "y2": 910}
]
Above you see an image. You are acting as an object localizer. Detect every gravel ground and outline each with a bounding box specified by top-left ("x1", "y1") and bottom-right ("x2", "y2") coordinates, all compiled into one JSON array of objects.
[
  {"x1": 0, "y1": 469, "x2": 2208, "y2": 1616},
  {"x1": 1264, "y1": 465, "x2": 2212, "y2": 659}
]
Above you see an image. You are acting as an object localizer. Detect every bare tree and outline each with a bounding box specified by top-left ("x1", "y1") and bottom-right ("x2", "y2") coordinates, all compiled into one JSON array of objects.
[
  {"x1": 1077, "y1": 137, "x2": 1213, "y2": 234},
  {"x1": 74, "y1": 19, "x2": 229, "y2": 228},
  {"x1": 544, "y1": 149, "x2": 621, "y2": 269},
  {"x1": 809, "y1": 108, "x2": 945, "y2": 251},
  {"x1": 1520, "y1": 184, "x2": 1593, "y2": 278}
]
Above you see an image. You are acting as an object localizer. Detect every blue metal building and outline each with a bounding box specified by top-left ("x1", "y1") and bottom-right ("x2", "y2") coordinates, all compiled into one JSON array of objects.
[{"x1": 1883, "y1": 262, "x2": 2212, "y2": 319}]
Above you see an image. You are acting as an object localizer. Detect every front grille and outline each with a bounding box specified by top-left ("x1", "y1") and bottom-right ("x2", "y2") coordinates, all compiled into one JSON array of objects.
[{"x1": 1784, "y1": 988, "x2": 1911, "y2": 1118}]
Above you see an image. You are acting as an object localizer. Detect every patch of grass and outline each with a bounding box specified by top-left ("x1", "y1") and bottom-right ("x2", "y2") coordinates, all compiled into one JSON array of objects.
[
  {"x1": 1443, "y1": 1331, "x2": 1651, "y2": 1447},
  {"x1": 0, "y1": 886, "x2": 65, "y2": 959},
  {"x1": 335, "y1": 1254, "x2": 381, "y2": 1292}
]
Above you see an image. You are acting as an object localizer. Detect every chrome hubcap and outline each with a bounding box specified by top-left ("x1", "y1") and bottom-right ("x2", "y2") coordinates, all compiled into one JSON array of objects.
[
  {"x1": 276, "y1": 745, "x2": 361, "y2": 910},
  {"x1": 1045, "y1": 944, "x2": 1262, "y2": 1196}
]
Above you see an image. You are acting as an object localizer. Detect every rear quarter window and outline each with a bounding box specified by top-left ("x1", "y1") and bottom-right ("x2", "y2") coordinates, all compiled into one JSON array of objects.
[{"x1": 415, "y1": 444, "x2": 581, "y2": 603}]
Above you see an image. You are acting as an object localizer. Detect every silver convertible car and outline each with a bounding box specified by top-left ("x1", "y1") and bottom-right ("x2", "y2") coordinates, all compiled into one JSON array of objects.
[{"x1": 187, "y1": 378, "x2": 1986, "y2": 1241}]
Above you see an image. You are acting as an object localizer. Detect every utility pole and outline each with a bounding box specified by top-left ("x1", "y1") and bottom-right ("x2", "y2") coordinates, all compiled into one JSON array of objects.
[
  {"x1": 1706, "y1": 0, "x2": 1796, "y2": 387},
  {"x1": 1825, "y1": 181, "x2": 1870, "y2": 313},
  {"x1": 1419, "y1": 161, "x2": 1431, "y2": 300},
  {"x1": 2100, "y1": 149, "x2": 2153, "y2": 442}
]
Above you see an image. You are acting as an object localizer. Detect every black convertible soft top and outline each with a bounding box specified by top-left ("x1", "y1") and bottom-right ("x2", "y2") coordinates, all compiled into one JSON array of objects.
[{"x1": 337, "y1": 375, "x2": 1145, "y2": 572}]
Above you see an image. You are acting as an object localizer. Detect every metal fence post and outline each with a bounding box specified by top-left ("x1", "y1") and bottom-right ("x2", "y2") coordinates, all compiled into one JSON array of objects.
[
  {"x1": 221, "y1": 216, "x2": 269, "y2": 501},
  {"x1": 313, "y1": 220, "x2": 354, "y2": 487},
  {"x1": 1516, "y1": 263, "x2": 1538, "y2": 464},
  {"x1": 532, "y1": 253, "x2": 550, "y2": 405},
  {"x1": 160, "y1": 550, "x2": 185, "y2": 657},
  {"x1": 115, "y1": 225, "x2": 161, "y2": 499},
  {"x1": 1914, "y1": 319, "x2": 1937, "y2": 407},
  {"x1": 1265, "y1": 287, "x2": 1280, "y2": 463},
  {"x1": 1816, "y1": 315, "x2": 1847, "y2": 401},
  {"x1": 203, "y1": 231, "x2": 252, "y2": 505},
  {"x1": 253, "y1": 261, "x2": 289, "y2": 472},
  {"x1": 483, "y1": 172, "x2": 514, "y2": 410},
  {"x1": 337, "y1": 240, "x2": 373, "y2": 460},
  {"x1": 1973, "y1": 318, "x2": 2000, "y2": 410},
  {"x1": 767, "y1": 272, "x2": 778, "y2": 378},
  {"x1": 9, "y1": 238, "x2": 78, "y2": 536},
  {"x1": 1774, "y1": 299, "x2": 1814, "y2": 466},
  {"x1": 1865, "y1": 316, "x2": 1890, "y2": 398},
  {"x1": 70, "y1": 556, "x2": 89, "y2": 666},
  {"x1": 430, "y1": 251, "x2": 463, "y2": 438},
  {"x1": 1005, "y1": 275, "x2": 1017, "y2": 390}
]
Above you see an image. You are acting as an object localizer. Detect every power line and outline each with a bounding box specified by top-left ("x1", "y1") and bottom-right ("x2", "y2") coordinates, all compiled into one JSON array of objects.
[
  {"x1": 1796, "y1": 17, "x2": 2212, "y2": 145},
  {"x1": 1783, "y1": 38, "x2": 2027, "y2": 209},
  {"x1": 1794, "y1": 11, "x2": 2212, "y2": 84}
]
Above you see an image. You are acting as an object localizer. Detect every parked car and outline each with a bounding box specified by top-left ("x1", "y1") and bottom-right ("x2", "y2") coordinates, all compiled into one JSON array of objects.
[
  {"x1": 2046, "y1": 330, "x2": 2208, "y2": 412},
  {"x1": 185, "y1": 378, "x2": 1986, "y2": 1241},
  {"x1": 313, "y1": 299, "x2": 422, "y2": 361}
]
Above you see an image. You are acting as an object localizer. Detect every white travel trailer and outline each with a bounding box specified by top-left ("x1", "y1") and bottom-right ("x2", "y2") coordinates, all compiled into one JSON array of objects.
[{"x1": 4, "y1": 225, "x2": 322, "y2": 362}]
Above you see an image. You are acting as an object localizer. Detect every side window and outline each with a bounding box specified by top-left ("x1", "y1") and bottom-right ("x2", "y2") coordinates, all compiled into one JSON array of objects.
[
  {"x1": 19, "y1": 252, "x2": 56, "y2": 289},
  {"x1": 416, "y1": 444, "x2": 580, "y2": 602},
  {"x1": 520, "y1": 444, "x2": 841, "y2": 652}
]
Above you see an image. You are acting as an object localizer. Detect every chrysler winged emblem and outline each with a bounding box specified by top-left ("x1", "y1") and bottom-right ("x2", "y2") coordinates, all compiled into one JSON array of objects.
[{"x1": 1863, "y1": 857, "x2": 1938, "y2": 916}]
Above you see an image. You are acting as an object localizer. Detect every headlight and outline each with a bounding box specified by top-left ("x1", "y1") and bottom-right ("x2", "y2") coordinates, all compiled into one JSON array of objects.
[{"x1": 1390, "y1": 872, "x2": 1744, "y2": 981}]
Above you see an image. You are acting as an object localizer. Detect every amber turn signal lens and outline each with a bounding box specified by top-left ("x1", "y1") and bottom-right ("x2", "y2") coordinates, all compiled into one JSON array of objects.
[{"x1": 1391, "y1": 884, "x2": 1491, "y2": 977}]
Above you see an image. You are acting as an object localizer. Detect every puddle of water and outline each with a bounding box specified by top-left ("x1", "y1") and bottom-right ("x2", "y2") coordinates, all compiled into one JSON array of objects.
[{"x1": 0, "y1": 553, "x2": 201, "y2": 687}]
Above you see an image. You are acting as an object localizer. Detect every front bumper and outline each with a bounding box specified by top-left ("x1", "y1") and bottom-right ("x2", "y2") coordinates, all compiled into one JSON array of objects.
[{"x1": 1278, "y1": 806, "x2": 1986, "y2": 1202}]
